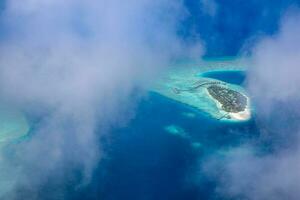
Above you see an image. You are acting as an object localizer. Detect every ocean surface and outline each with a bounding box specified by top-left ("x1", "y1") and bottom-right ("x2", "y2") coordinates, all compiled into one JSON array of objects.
[
  {"x1": 200, "y1": 70, "x2": 246, "y2": 85},
  {"x1": 65, "y1": 71, "x2": 260, "y2": 200}
]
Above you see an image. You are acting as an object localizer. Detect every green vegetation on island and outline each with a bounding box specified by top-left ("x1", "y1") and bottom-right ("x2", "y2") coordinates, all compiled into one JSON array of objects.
[{"x1": 207, "y1": 85, "x2": 247, "y2": 113}]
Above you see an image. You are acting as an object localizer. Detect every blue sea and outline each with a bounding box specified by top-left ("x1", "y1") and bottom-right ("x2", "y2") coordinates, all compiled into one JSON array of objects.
[
  {"x1": 57, "y1": 62, "x2": 300, "y2": 200},
  {"x1": 59, "y1": 71, "x2": 260, "y2": 200},
  {"x1": 29, "y1": 63, "x2": 295, "y2": 200}
]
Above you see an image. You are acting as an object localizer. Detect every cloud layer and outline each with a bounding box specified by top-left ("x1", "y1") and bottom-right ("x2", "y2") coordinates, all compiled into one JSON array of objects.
[
  {"x1": 203, "y1": 9, "x2": 300, "y2": 200},
  {"x1": 0, "y1": 0, "x2": 201, "y2": 199}
]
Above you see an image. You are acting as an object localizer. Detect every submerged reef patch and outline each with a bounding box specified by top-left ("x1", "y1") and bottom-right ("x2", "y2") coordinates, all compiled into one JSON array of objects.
[{"x1": 0, "y1": 105, "x2": 29, "y2": 145}]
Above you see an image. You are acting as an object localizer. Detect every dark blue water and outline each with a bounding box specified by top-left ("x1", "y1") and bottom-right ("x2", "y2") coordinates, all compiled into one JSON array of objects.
[
  {"x1": 182, "y1": 0, "x2": 300, "y2": 56},
  {"x1": 66, "y1": 92, "x2": 259, "y2": 200},
  {"x1": 200, "y1": 70, "x2": 246, "y2": 85},
  {"x1": 68, "y1": 67, "x2": 258, "y2": 199}
]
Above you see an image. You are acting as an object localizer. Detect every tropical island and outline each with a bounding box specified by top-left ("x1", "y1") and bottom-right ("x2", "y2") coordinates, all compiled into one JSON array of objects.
[
  {"x1": 151, "y1": 57, "x2": 251, "y2": 122},
  {"x1": 206, "y1": 84, "x2": 250, "y2": 120},
  {"x1": 207, "y1": 85, "x2": 247, "y2": 113}
]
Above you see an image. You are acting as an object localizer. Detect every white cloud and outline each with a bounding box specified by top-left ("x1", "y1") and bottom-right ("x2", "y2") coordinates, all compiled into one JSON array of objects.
[
  {"x1": 203, "y1": 10, "x2": 300, "y2": 200},
  {"x1": 0, "y1": 0, "x2": 202, "y2": 198}
]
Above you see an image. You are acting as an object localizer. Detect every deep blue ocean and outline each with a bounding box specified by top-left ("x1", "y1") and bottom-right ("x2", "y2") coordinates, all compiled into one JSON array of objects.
[
  {"x1": 61, "y1": 71, "x2": 260, "y2": 200},
  {"x1": 200, "y1": 70, "x2": 246, "y2": 85}
]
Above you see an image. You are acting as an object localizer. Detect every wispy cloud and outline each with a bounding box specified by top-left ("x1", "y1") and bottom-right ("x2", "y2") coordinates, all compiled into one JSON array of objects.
[
  {"x1": 203, "y1": 9, "x2": 300, "y2": 200},
  {"x1": 0, "y1": 0, "x2": 201, "y2": 198}
]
